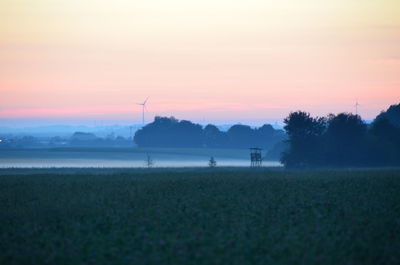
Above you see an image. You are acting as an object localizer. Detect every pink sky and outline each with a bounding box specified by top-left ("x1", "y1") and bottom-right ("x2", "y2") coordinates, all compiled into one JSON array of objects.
[{"x1": 1, "y1": 0, "x2": 399, "y2": 124}]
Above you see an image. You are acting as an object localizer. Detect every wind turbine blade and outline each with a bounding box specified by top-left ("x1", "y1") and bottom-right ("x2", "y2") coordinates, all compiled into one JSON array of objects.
[{"x1": 144, "y1": 97, "x2": 149, "y2": 105}]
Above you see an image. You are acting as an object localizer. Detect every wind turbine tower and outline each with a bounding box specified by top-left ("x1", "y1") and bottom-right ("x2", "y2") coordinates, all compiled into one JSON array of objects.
[
  {"x1": 355, "y1": 100, "x2": 360, "y2": 116},
  {"x1": 137, "y1": 97, "x2": 149, "y2": 125},
  {"x1": 129, "y1": 126, "x2": 133, "y2": 140}
]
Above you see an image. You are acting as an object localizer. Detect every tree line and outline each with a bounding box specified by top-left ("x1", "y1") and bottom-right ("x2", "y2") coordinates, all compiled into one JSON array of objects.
[
  {"x1": 0, "y1": 132, "x2": 135, "y2": 149},
  {"x1": 282, "y1": 103, "x2": 400, "y2": 168},
  {"x1": 134, "y1": 116, "x2": 286, "y2": 149}
]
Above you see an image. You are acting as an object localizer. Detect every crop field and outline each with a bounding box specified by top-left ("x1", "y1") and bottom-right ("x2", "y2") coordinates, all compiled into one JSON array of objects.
[
  {"x1": 1, "y1": 168, "x2": 399, "y2": 265},
  {"x1": 0, "y1": 147, "x2": 251, "y2": 161},
  {"x1": 0, "y1": 148, "x2": 263, "y2": 168}
]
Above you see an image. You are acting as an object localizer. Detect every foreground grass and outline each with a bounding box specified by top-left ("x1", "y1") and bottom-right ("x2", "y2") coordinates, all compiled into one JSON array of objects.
[{"x1": 0, "y1": 169, "x2": 399, "y2": 265}]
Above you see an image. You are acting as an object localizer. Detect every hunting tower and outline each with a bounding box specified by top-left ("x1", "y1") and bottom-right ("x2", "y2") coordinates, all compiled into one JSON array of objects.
[{"x1": 249, "y1": 148, "x2": 263, "y2": 167}]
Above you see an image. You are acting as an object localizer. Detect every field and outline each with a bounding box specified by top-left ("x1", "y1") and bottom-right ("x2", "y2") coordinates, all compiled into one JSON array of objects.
[
  {"x1": 0, "y1": 147, "x2": 251, "y2": 160},
  {"x1": 1, "y1": 168, "x2": 400, "y2": 264},
  {"x1": 0, "y1": 147, "x2": 273, "y2": 168}
]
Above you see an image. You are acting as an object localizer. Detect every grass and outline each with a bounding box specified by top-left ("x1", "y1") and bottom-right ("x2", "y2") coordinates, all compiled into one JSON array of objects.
[{"x1": 0, "y1": 168, "x2": 399, "y2": 264}]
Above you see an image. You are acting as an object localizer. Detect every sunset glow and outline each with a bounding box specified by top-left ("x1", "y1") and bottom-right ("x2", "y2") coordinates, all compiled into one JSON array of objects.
[{"x1": 1, "y1": 0, "x2": 399, "y2": 123}]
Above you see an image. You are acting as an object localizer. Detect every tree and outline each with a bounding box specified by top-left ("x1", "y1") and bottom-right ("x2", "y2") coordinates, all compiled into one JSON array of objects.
[
  {"x1": 375, "y1": 103, "x2": 400, "y2": 128},
  {"x1": 175, "y1": 120, "x2": 204, "y2": 147},
  {"x1": 367, "y1": 116, "x2": 400, "y2": 166},
  {"x1": 70, "y1": 132, "x2": 98, "y2": 146},
  {"x1": 280, "y1": 105, "x2": 400, "y2": 168},
  {"x1": 134, "y1": 117, "x2": 178, "y2": 147},
  {"x1": 256, "y1": 124, "x2": 286, "y2": 149},
  {"x1": 324, "y1": 113, "x2": 367, "y2": 166},
  {"x1": 145, "y1": 154, "x2": 154, "y2": 168},
  {"x1": 281, "y1": 111, "x2": 326, "y2": 168},
  {"x1": 203, "y1": 124, "x2": 229, "y2": 148},
  {"x1": 134, "y1": 117, "x2": 287, "y2": 150},
  {"x1": 227, "y1": 125, "x2": 255, "y2": 148},
  {"x1": 134, "y1": 117, "x2": 203, "y2": 148},
  {"x1": 370, "y1": 116, "x2": 399, "y2": 140}
]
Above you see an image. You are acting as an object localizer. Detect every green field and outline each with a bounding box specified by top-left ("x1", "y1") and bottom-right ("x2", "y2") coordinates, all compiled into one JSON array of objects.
[
  {"x1": 0, "y1": 147, "x2": 263, "y2": 168},
  {"x1": 1, "y1": 168, "x2": 399, "y2": 264},
  {"x1": 0, "y1": 147, "x2": 251, "y2": 160}
]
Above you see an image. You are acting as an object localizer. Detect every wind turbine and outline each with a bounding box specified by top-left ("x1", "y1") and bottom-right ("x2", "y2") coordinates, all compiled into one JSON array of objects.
[
  {"x1": 354, "y1": 100, "x2": 360, "y2": 116},
  {"x1": 137, "y1": 97, "x2": 149, "y2": 125},
  {"x1": 129, "y1": 126, "x2": 133, "y2": 140}
]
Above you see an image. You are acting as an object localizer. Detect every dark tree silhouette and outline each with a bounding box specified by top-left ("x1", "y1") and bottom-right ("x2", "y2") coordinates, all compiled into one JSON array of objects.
[
  {"x1": 376, "y1": 103, "x2": 400, "y2": 128},
  {"x1": 203, "y1": 124, "x2": 229, "y2": 148},
  {"x1": 134, "y1": 117, "x2": 285, "y2": 150},
  {"x1": 174, "y1": 120, "x2": 204, "y2": 147},
  {"x1": 226, "y1": 124, "x2": 285, "y2": 149},
  {"x1": 256, "y1": 124, "x2": 286, "y2": 149},
  {"x1": 370, "y1": 117, "x2": 399, "y2": 140},
  {"x1": 134, "y1": 117, "x2": 203, "y2": 148},
  {"x1": 226, "y1": 125, "x2": 256, "y2": 148},
  {"x1": 324, "y1": 113, "x2": 367, "y2": 166},
  {"x1": 367, "y1": 116, "x2": 400, "y2": 166},
  {"x1": 281, "y1": 111, "x2": 326, "y2": 168},
  {"x1": 281, "y1": 104, "x2": 400, "y2": 168}
]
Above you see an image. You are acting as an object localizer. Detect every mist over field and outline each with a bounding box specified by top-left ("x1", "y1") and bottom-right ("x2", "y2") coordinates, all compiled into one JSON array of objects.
[{"x1": 0, "y1": 148, "x2": 281, "y2": 168}]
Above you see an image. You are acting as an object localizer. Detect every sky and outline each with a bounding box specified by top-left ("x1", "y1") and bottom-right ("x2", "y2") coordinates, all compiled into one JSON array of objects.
[{"x1": 0, "y1": 0, "x2": 399, "y2": 126}]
